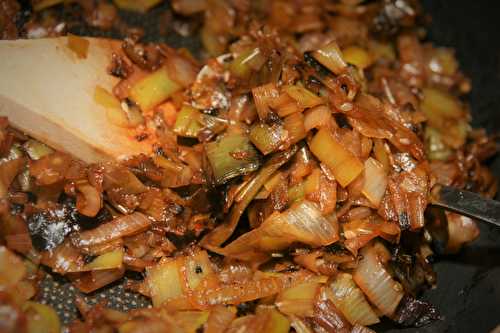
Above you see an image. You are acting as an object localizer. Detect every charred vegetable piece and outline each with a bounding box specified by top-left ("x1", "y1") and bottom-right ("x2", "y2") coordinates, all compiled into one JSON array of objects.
[
  {"x1": 27, "y1": 206, "x2": 79, "y2": 251},
  {"x1": 393, "y1": 295, "x2": 441, "y2": 327},
  {"x1": 201, "y1": 146, "x2": 297, "y2": 248},
  {"x1": 205, "y1": 134, "x2": 260, "y2": 185}
]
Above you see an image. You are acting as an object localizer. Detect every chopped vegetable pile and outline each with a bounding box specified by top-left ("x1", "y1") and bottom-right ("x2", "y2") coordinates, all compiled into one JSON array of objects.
[{"x1": 0, "y1": 0, "x2": 498, "y2": 332}]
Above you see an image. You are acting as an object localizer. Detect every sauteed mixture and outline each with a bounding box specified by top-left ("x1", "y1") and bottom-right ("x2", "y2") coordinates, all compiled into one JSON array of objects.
[{"x1": 0, "y1": 0, "x2": 497, "y2": 332}]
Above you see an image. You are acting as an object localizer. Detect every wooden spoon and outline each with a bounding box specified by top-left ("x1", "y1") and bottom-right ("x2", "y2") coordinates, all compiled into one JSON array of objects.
[{"x1": 0, "y1": 37, "x2": 153, "y2": 163}]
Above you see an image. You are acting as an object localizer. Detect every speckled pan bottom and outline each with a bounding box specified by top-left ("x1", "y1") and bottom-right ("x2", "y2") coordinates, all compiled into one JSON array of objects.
[{"x1": 38, "y1": 274, "x2": 151, "y2": 325}]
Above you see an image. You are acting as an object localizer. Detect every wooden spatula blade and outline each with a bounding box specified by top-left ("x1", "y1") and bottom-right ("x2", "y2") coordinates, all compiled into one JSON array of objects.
[{"x1": 0, "y1": 37, "x2": 153, "y2": 163}]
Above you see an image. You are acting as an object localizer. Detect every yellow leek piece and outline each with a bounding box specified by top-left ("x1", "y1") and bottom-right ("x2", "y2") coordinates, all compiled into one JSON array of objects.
[
  {"x1": 342, "y1": 46, "x2": 373, "y2": 69},
  {"x1": 129, "y1": 67, "x2": 182, "y2": 111},
  {"x1": 146, "y1": 259, "x2": 183, "y2": 307},
  {"x1": 309, "y1": 128, "x2": 364, "y2": 187},
  {"x1": 24, "y1": 301, "x2": 61, "y2": 333},
  {"x1": 82, "y1": 249, "x2": 124, "y2": 271}
]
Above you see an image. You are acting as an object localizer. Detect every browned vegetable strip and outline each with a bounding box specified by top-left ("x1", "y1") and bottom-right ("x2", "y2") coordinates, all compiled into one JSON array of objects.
[
  {"x1": 201, "y1": 146, "x2": 297, "y2": 248},
  {"x1": 74, "y1": 212, "x2": 151, "y2": 248}
]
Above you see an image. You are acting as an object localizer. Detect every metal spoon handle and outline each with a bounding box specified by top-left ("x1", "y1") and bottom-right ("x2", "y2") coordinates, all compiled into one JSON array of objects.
[{"x1": 433, "y1": 186, "x2": 500, "y2": 227}]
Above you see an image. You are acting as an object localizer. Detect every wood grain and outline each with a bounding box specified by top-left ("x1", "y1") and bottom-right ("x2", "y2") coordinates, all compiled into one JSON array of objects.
[{"x1": 0, "y1": 37, "x2": 153, "y2": 163}]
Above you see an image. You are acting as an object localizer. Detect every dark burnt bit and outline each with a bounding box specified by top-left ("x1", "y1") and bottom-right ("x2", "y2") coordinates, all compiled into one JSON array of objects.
[
  {"x1": 393, "y1": 295, "x2": 442, "y2": 327},
  {"x1": 371, "y1": 0, "x2": 419, "y2": 37},
  {"x1": 333, "y1": 113, "x2": 352, "y2": 129},
  {"x1": 167, "y1": 202, "x2": 184, "y2": 216},
  {"x1": 26, "y1": 192, "x2": 37, "y2": 203},
  {"x1": 27, "y1": 197, "x2": 112, "y2": 251},
  {"x1": 325, "y1": 242, "x2": 350, "y2": 255},
  {"x1": 108, "y1": 53, "x2": 133, "y2": 79},
  {"x1": 202, "y1": 107, "x2": 219, "y2": 116},
  {"x1": 135, "y1": 133, "x2": 149, "y2": 142},
  {"x1": 122, "y1": 37, "x2": 164, "y2": 71},
  {"x1": 177, "y1": 136, "x2": 199, "y2": 147},
  {"x1": 236, "y1": 301, "x2": 258, "y2": 316},
  {"x1": 83, "y1": 254, "x2": 97, "y2": 264},
  {"x1": 303, "y1": 52, "x2": 332, "y2": 78},
  {"x1": 27, "y1": 206, "x2": 78, "y2": 251},
  {"x1": 10, "y1": 203, "x2": 23, "y2": 215},
  {"x1": 194, "y1": 265, "x2": 203, "y2": 274},
  {"x1": 154, "y1": 146, "x2": 165, "y2": 157},
  {"x1": 264, "y1": 111, "x2": 282, "y2": 126},
  {"x1": 305, "y1": 75, "x2": 323, "y2": 93},
  {"x1": 398, "y1": 212, "x2": 411, "y2": 230}
]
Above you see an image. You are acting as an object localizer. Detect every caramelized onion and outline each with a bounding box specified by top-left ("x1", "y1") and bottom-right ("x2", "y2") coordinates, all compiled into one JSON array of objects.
[
  {"x1": 445, "y1": 212, "x2": 480, "y2": 253},
  {"x1": 72, "y1": 268, "x2": 125, "y2": 293},
  {"x1": 0, "y1": 246, "x2": 26, "y2": 289},
  {"x1": 361, "y1": 158, "x2": 388, "y2": 207},
  {"x1": 205, "y1": 305, "x2": 237, "y2": 333},
  {"x1": 353, "y1": 242, "x2": 403, "y2": 316},
  {"x1": 165, "y1": 52, "x2": 199, "y2": 88},
  {"x1": 328, "y1": 273, "x2": 379, "y2": 326},
  {"x1": 76, "y1": 183, "x2": 102, "y2": 217},
  {"x1": 201, "y1": 147, "x2": 297, "y2": 248},
  {"x1": 221, "y1": 201, "x2": 339, "y2": 259},
  {"x1": 0, "y1": 158, "x2": 24, "y2": 198},
  {"x1": 74, "y1": 212, "x2": 151, "y2": 248}
]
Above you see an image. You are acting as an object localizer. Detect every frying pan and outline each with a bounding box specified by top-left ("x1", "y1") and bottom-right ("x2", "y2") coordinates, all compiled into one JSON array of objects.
[{"x1": 17, "y1": 0, "x2": 500, "y2": 331}]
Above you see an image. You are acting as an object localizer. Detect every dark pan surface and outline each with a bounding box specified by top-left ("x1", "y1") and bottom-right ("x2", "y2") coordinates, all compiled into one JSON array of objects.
[{"x1": 33, "y1": 0, "x2": 500, "y2": 331}]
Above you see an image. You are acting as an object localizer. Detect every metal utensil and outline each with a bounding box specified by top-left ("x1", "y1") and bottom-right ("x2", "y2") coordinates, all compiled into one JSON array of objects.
[{"x1": 432, "y1": 186, "x2": 500, "y2": 227}]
